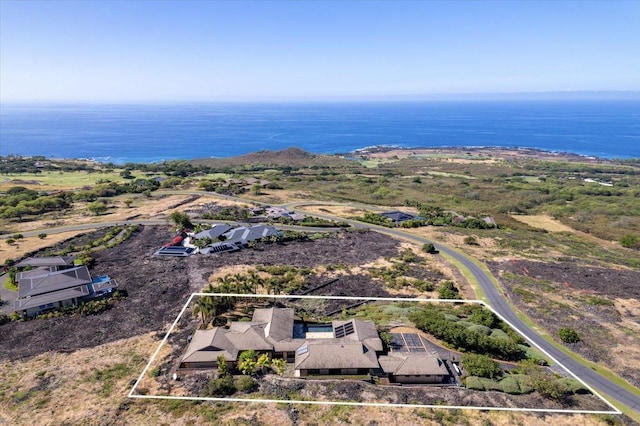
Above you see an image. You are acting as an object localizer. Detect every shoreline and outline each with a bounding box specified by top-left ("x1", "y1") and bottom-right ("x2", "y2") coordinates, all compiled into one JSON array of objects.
[{"x1": 29, "y1": 145, "x2": 638, "y2": 165}]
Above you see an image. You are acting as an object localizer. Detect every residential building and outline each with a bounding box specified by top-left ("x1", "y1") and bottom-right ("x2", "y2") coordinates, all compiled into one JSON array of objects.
[{"x1": 13, "y1": 261, "x2": 117, "y2": 317}]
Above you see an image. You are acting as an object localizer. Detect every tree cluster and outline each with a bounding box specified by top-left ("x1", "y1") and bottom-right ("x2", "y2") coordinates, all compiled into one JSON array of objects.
[{"x1": 409, "y1": 305, "x2": 525, "y2": 361}]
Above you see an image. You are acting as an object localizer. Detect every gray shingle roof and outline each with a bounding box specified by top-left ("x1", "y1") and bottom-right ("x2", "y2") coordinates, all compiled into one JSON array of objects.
[
  {"x1": 294, "y1": 340, "x2": 379, "y2": 370},
  {"x1": 17, "y1": 265, "x2": 92, "y2": 298},
  {"x1": 15, "y1": 256, "x2": 75, "y2": 268},
  {"x1": 182, "y1": 328, "x2": 239, "y2": 363},
  {"x1": 226, "y1": 323, "x2": 273, "y2": 351},
  {"x1": 331, "y1": 319, "x2": 383, "y2": 351},
  {"x1": 14, "y1": 284, "x2": 90, "y2": 311},
  {"x1": 253, "y1": 307, "x2": 294, "y2": 341},
  {"x1": 222, "y1": 225, "x2": 279, "y2": 243},
  {"x1": 378, "y1": 353, "x2": 449, "y2": 376},
  {"x1": 193, "y1": 224, "x2": 233, "y2": 240},
  {"x1": 380, "y1": 211, "x2": 415, "y2": 223}
]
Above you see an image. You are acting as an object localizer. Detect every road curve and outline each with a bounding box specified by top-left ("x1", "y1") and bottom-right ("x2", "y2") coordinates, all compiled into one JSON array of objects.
[{"x1": 289, "y1": 201, "x2": 640, "y2": 415}]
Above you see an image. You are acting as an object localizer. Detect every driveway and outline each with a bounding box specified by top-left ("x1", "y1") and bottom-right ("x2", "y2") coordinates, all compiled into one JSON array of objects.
[{"x1": 0, "y1": 273, "x2": 17, "y2": 315}]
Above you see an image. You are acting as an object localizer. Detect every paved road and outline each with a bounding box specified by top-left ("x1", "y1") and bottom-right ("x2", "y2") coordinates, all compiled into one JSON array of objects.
[
  {"x1": 4, "y1": 192, "x2": 638, "y2": 414},
  {"x1": 288, "y1": 201, "x2": 639, "y2": 415}
]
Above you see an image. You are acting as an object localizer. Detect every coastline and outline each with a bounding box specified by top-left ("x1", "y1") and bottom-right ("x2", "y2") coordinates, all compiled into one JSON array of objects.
[
  {"x1": 11, "y1": 145, "x2": 637, "y2": 166},
  {"x1": 343, "y1": 145, "x2": 627, "y2": 163}
]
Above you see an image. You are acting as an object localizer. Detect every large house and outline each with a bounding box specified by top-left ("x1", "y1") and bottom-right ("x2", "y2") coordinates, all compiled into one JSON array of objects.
[
  {"x1": 179, "y1": 307, "x2": 450, "y2": 382},
  {"x1": 155, "y1": 224, "x2": 281, "y2": 257},
  {"x1": 179, "y1": 307, "x2": 384, "y2": 377},
  {"x1": 13, "y1": 257, "x2": 117, "y2": 317}
]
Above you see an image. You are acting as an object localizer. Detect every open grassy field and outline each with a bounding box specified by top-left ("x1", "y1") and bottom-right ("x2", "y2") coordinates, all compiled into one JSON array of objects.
[{"x1": 0, "y1": 170, "x2": 133, "y2": 190}]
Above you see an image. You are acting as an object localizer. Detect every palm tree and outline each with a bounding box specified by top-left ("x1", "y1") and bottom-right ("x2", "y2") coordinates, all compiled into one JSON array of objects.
[
  {"x1": 247, "y1": 270, "x2": 262, "y2": 294},
  {"x1": 193, "y1": 296, "x2": 217, "y2": 327}
]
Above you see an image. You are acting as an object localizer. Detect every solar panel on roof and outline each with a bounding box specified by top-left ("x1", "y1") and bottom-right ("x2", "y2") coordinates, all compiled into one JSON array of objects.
[{"x1": 334, "y1": 321, "x2": 355, "y2": 338}]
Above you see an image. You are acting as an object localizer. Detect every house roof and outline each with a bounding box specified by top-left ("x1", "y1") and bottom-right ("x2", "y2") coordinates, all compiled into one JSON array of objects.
[
  {"x1": 223, "y1": 225, "x2": 279, "y2": 243},
  {"x1": 14, "y1": 284, "x2": 90, "y2": 311},
  {"x1": 378, "y1": 353, "x2": 449, "y2": 376},
  {"x1": 379, "y1": 211, "x2": 415, "y2": 223},
  {"x1": 193, "y1": 224, "x2": 233, "y2": 240},
  {"x1": 15, "y1": 256, "x2": 75, "y2": 268},
  {"x1": 226, "y1": 323, "x2": 273, "y2": 351},
  {"x1": 331, "y1": 319, "x2": 383, "y2": 352},
  {"x1": 17, "y1": 265, "x2": 92, "y2": 298},
  {"x1": 294, "y1": 340, "x2": 379, "y2": 370},
  {"x1": 181, "y1": 328, "x2": 239, "y2": 363},
  {"x1": 253, "y1": 307, "x2": 294, "y2": 341}
]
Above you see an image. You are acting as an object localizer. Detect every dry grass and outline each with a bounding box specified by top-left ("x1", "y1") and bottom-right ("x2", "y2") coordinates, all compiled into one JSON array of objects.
[
  {"x1": 0, "y1": 194, "x2": 197, "y2": 236},
  {"x1": 298, "y1": 204, "x2": 368, "y2": 218},
  {"x1": 511, "y1": 215, "x2": 575, "y2": 233},
  {"x1": 0, "y1": 230, "x2": 87, "y2": 264},
  {"x1": 607, "y1": 299, "x2": 640, "y2": 373},
  {"x1": 0, "y1": 332, "x2": 159, "y2": 426}
]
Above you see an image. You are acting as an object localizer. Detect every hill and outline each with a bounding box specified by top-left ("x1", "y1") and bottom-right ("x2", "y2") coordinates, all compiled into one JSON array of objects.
[{"x1": 189, "y1": 147, "x2": 353, "y2": 168}]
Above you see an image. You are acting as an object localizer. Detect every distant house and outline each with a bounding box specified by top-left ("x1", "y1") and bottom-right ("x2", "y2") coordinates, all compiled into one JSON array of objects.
[
  {"x1": 153, "y1": 224, "x2": 280, "y2": 257},
  {"x1": 13, "y1": 263, "x2": 117, "y2": 317},
  {"x1": 193, "y1": 224, "x2": 233, "y2": 240},
  {"x1": 222, "y1": 225, "x2": 281, "y2": 245},
  {"x1": 379, "y1": 211, "x2": 415, "y2": 224},
  {"x1": 378, "y1": 353, "x2": 449, "y2": 384},
  {"x1": 265, "y1": 207, "x2": 292, "y2": 219}
]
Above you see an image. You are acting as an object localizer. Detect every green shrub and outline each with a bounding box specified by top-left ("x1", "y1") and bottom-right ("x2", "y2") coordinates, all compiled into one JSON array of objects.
[
  {"x1": 438, "y1": 281, "x2": 462, "y2": 300},
  {"x1": 235, "y1": 376, "x2": 258, "y2": 393},
  {"x1": 558, "y1": 327, "x2": 581, "y2": 343},
  {"x1": 464, "y1": 376, "x2": 484, "y2": 390},
  {"x1": 205, "y1": 375, "x2": 235, "y2": 397},
  {"x1": 499, "y1": 375, "x2": 525, "y2": 394},
  {"x1": 422, "y1": 243, "x2": 439, "y2": 254},
  {"x1": 463, "y1": 236, "x2": 479, "y2": 245},
  {"x1": 619, "y1": 233, "x2": 640, "y2": 249},
  {"x1": 462, "y1": 353, "x2": 502, "y2": 379},
  {"x1": 490, "y1": 329, "x2": 509, "y2": 340},
  {"x1": 467, "y1": 324, "x2": 492, "y2": 335},
  {"x1": 557, "y1": 377, "x2": 590, "y2": 394}
]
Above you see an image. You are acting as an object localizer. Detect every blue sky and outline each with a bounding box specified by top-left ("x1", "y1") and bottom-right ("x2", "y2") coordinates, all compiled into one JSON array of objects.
[{"x1": 1, "y1": 0, "x2": 639, "y2": 102}]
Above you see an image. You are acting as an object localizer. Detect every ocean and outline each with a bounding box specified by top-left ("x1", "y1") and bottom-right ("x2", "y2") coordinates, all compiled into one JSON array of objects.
[{"x1": 1, "y1": 101, "x2": 639, "y2": 163}]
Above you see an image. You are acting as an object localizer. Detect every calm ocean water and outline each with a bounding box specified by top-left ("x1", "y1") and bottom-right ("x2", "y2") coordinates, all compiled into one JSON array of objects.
[{"x1": 1, "y1": 101, "x2": 638, "y2": 163}]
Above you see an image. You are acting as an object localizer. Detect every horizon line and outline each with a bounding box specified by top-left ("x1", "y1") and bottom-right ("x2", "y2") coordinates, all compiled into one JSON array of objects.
[{"x1": 2, "y1": 90, "x2": 640, "y2": 105}]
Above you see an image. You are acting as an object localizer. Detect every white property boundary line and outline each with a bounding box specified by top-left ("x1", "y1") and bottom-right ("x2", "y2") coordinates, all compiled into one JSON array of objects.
[{"x1": 129, "y1": 293, "x2": 620, "y2": 415}]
